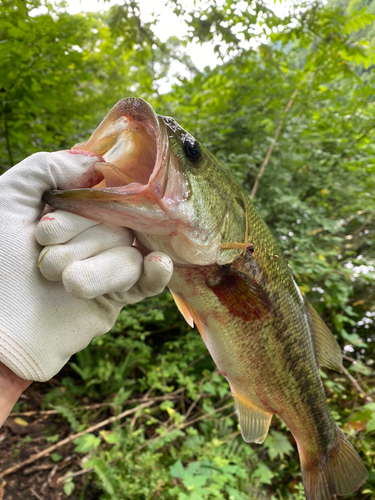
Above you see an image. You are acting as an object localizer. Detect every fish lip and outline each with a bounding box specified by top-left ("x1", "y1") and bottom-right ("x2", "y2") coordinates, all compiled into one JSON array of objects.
[
  {"x1": 43, "y1": 183, "x2": 149, "y2": 204},
  {"x1": 70, "y1": 97, "x2": 168, "y2": 198}
]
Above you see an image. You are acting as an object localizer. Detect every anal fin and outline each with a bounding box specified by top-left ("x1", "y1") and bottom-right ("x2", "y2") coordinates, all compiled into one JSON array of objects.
[
  {"x1": 233, "y1": 394, "x2": 273, "y2": 444},
  {"x1": 306, "y1": 301, "x2": 342, "y2": 373}
]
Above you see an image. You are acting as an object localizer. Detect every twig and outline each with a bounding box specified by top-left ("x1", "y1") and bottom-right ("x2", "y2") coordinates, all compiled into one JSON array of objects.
[
  {"x1": 343, "y1": 354, "x2": 375, "y2": 376},
  {"x1": 9, "y1": 390, "x2": 185, "y2": 417},
  {"x1": 148, "y1": 323, "x2": 181, "y2": 336},
  {"x1": 57, "y1": 467, "x2": 93, "y2": 484},
  {"x1": 184, "y1": 394, "x2": 202, "y2": 421},
  {"x1": 179, "y1": 402, "x2": 234, "y2": 430},
  {"x1": 10, "y1": 406, "x2": 104, "y2": 417},
  {"x1": 30, "y1": 489, "x2": 43, "y2": 500},
  {"x1": 41, "y1": 463, "x2": 59, "y2": 493},
  {"x1": 0, "y1": 481, "x2": 5, "y2": 500},
  {"x1": 342, "y1": 366, "x2": 372, "y2": 403},
  {"x1": 352, "y1": 209, "x2": 375, "y2": 239},
  {"x1": 166, "y1": 401, "x2": 233, "y2": 433},
  {"x1": 181, "y1": 354, "x2": 208, "y2": 373},
  {"x1": 250, "y1": 71, "x2": 315, "y2": 200},
  {"x1": 0, "y1": 401, "x2": 153, "y2": 478},
  {"x1": 23, "y1": 464, "x2": 54, "y2": 476}
]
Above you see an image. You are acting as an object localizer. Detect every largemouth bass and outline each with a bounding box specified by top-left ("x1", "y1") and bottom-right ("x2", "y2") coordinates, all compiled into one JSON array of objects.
[{"x1": 44, "y1": 98, "x2": 368, "y2": 500}]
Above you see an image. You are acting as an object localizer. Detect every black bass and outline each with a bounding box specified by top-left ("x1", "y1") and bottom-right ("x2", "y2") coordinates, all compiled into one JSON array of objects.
[{"x1": 44, "y1": 98, "x2": 368, "y2": 500}]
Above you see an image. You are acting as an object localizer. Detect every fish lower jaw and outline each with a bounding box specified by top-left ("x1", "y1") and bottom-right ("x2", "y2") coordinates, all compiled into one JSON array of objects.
[{"x1": 135, "y1": 232, "x2": 221, "y2": 267}]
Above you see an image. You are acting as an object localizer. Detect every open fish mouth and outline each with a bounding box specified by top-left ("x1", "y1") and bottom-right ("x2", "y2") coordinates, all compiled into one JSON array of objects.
[
  {"x1": 72, "y1": 98, "x2": 165, "y2": 191},
  {"x1": 43, "y1": 98, "x2": 174, "y2": 233}
]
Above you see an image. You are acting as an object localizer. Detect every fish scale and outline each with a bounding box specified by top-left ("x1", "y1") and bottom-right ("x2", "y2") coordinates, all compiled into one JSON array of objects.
[{"x1": 44, "y1": 97, "x2": 368, "y2": 500}]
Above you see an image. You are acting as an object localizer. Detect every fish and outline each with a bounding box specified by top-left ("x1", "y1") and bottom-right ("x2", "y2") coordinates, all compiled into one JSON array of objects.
[{"x1": 43, "y1": 97, "x2": 368, "y2": 500}]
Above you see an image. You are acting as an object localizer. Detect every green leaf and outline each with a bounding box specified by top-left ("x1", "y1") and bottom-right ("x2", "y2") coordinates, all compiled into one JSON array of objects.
[
  {"x1": 63, "y1": 478, "x2": 75, "y2": 497},
  {"x1": 252, "y1": 463, "x2": 274, "y2": 485},
  {"x1": 73, "y1": 433, "x2": 101, "y2": 453},
  {"x1": 265, "y1": 431, "x2": 294, "y2": 460},
  {"x1": 170, "y1": 459, "x2": 186, "y2": 479},
  {"x1": 366, "y1": 414, "x2": 375, "y2": 433},
  {"x1": 45, "y1": 434, "x2": 60, "y2": 444},
  {"x1": 183, "y1": 473, "x2": 208, "y2": 489}
]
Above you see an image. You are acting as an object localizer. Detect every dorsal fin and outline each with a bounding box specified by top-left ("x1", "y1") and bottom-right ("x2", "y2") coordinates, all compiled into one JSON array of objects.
[{"x1": 306, "y1": 300, "x2": 342, "y2": 373}]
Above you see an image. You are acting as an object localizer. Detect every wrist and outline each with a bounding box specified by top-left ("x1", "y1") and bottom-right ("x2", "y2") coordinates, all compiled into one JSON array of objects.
[{"x1": 0, "y1": 362, "x2": 31, "y2": 428}]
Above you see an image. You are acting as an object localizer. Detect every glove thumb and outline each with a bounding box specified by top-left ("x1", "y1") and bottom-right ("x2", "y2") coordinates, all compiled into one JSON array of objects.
[{"x1": 0, "y1": 150, "x2": 104, "y2": 222}]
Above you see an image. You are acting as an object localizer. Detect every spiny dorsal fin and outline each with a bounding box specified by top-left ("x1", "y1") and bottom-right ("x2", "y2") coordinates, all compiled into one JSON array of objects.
[
  {"x1": 233, "y1": 393, "x2": 273, "y2": 444},
  {"x1": 306, "y1": 300, "x2": 342, "y2": 373}
]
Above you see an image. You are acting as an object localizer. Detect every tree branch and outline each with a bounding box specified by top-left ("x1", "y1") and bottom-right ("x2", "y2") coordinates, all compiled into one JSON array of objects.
[
  {"x1": 342, "y1": 365, "x2": 372, "y2": 403},
  {"x1": 250, "y1": 70, "x2": 316, "y2": 200}
]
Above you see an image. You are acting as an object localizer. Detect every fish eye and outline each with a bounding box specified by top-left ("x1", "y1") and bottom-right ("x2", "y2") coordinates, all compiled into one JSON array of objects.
[{"x1": 184, "y1": 141, "x2": 201, "y2": 164}]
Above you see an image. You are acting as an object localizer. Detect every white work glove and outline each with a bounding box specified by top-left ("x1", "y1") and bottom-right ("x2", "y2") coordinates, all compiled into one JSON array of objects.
[{"x1": 0, "y1": 151, "x2": 173, "y2": 382}]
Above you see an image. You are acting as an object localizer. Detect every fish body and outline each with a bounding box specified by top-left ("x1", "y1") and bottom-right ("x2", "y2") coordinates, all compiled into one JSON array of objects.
[{"x1": 44, "y1": 98, "x2": 368, "y2": 499}]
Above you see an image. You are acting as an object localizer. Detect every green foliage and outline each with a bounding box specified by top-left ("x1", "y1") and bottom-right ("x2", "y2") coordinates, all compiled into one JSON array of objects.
[
  {"x1": 265, "y1": 431, "x2": 294, "y2": 461},
  {"x1": 168, "y1": 458, "x2": 248, "y2": 499},
  {"x1": 0, "y1": 0, "x2": 173, "y2": 171},
  {"x1": 63, "y1": 477, "x2": 75, "y2": 497},
  {"x1": 74, "y1": 433, "x2": 101, "y2": 453},
  {"x1": 1, "y1": 0, "x2": 375, "y2": 498}
]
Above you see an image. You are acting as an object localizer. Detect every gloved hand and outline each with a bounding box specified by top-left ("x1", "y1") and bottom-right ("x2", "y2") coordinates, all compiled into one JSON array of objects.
[{"x1": 0, "y1": 151, "x2": 173, "y2": 383}]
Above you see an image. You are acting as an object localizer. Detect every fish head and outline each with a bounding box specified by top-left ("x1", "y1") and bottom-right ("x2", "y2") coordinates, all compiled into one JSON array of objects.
[{"x1": 44, "y1": 98, "x2": 247, "y2": 265}]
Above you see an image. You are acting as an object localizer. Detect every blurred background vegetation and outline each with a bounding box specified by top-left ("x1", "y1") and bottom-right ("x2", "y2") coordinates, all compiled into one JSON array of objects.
[{"x1": 0, "y1": 0, "x2": 374, "y2": 498}]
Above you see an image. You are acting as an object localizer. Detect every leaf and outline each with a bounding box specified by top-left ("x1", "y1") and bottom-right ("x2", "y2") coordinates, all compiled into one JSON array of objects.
[
  {"x1": 73, "y1": 433, "x2": 101, "y2": 453},
  {"x1": 63, "y1": 478, "x2": 75, "y2": 497},
  {"x1": 265, "y1": 430, "x2": 294, "y2": 460},
  {"x1": 252, "y1": 463, "x2": 274, "y2": 484},
  {"x1": 365, "y1": 414, "x2": 375, "y2": 433},
  {"x1": 14, "y1": 418, "x2": 28, "y2": 427},
  {"x1": 182, "y1": 473, "x2": 208, "y2": 489},
  {"x1": 99, "y1": 431, "x2": 119, "y2": 444},
  {"x1": 170, "y1": 459, "x2": 186, "y2": 479},
  {"x1": 226, "y1": 486, "x2": 247, "y2": 500},
  {"x1": 45, "y1": 434, "x2": 60, "y2": 443}
]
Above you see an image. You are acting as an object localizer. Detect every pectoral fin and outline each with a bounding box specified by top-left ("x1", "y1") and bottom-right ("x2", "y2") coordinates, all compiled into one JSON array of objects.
[
  {"x1": 306, "y1": 300, "x2": 342, "y2": 373},
  {"x1": 171, "y1": 291, "x2": 195, "y2": 328},
  {"x1": 233, "y1": 393, "x2": 273, "y2": 444}
]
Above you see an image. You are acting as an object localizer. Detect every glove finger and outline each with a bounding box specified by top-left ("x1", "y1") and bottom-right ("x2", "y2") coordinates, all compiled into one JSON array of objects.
[
  {"x1": 36, "y1": 210, "x2": 100, "y2": 246},
  {"x1": 38, "y1": 225, "x2": 134, "y2": 281},
  {"x1": 62, "y1": 246, "x2": 143, "y2": 299},
  {"x1": 137, "y1": 252, "x2": 173, "y2": 296},
  {"x1": 0, "y1": 151, "x2": 104, "y2": 222},
  {"x1": 110, "y1": 252, "x2": 173, "y2": 304}
]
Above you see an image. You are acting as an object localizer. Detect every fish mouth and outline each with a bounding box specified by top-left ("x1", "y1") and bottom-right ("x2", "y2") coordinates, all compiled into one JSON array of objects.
[
  {"x1": 77, "y1": 98, "x2": 165, "y2": 191},
  {"x1": 54, "y1": 98, "x2": 168, "y2": 197},
  {"x1": 43, "y1": 98, "x2": 174, "y2": 232}
]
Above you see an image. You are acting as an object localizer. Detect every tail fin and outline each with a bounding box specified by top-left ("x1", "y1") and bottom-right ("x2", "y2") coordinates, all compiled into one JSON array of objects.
[{"x1": 302, "y1": 429, "x2": 368, "y2": 500}]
